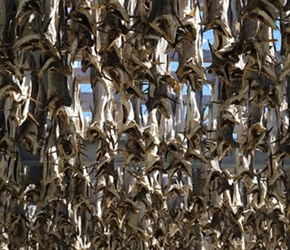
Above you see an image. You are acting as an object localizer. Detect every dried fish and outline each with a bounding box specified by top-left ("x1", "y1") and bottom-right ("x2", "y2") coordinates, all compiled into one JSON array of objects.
[
  {"x1": 203, "y1": 0, "x2": 232, "y2": 37},
  {"x1": 0, "y1": 0, "x2": 289, "y2": 249},
  {"x1": 148, "y1": 0, "x2": 177, "y2": 44}
]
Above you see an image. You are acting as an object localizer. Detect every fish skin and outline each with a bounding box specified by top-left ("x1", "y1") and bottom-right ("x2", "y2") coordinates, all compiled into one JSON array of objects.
[
  {"x1": 203, "y1": 0, "x2": 233, "y2": 37},
  {"x1": 147, "y1": 0, "x2": 178, "y2": 44}
]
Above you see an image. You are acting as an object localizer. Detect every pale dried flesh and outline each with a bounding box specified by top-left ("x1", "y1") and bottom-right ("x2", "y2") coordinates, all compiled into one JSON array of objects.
[{"x1": 0, "y1": 0, "x2": 289, "y2": 249}]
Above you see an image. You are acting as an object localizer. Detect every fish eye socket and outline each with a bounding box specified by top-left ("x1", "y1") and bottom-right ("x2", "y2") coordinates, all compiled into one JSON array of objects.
[
  {"x1": 145, "y1": 41, "x2": 151, "y2": 47},
  {"x1": 144, "y1": 39, "x2": 157, "y2": 48},
  {"x1": 156, "y1": 19, "x2": 169, "y2": 27},
  {"x1": 252, "y1": 129, "x2": 262, "y2": 138}
]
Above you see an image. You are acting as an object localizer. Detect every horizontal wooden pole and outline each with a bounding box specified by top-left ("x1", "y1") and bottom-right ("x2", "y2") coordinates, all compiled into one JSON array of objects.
[
  {"x1": 80, "y1": 92, "x2": 212, "y2": 112},
  {"x1": 74, "y1": 49, "x2": 212, "y2": 63},
  {"x1": 20, "y1": 140, "x2": 290, "y2": 169},
  {"x1": 74, "y1": 66, "x2": 215, "y2": 84}
]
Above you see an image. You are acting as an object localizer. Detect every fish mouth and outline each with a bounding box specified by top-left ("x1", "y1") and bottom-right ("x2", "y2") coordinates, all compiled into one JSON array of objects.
[
  {"x1": 149, "y1": 16, "x2": 177, "y2": 44},
  {"x1": 47, "y1": 96, "x2": 72, "y2": 114},
  {"x1": 86, "y1": 122, "x2": 107, "y2": 143},
  {"x1": 58, "y1": 138, "x2": 75, "y2": 159},
  {"x1": 20, "y1": 136, "x2": 38, "y2": 155}
]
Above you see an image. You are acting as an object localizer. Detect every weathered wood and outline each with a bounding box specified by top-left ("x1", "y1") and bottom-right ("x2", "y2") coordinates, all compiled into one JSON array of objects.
[
  {"x1": 80, "y1": 91, "x2": 212, "y2": 112},
  {"x1": 74, "y1": 48, "x2": 213, "y2": 62},
  {"x1": 74, "y1": 67, "x2": 215, "y2": 83},
  {"x1": 20, "y1": 140, "x2": 290, "y2": 170}
]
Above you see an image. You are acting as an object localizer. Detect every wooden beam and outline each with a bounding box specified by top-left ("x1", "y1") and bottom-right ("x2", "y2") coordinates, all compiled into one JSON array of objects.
[
  {"x1": 20, "y1": 141, "x2": 290, "y2": 170},
  {"x1": 80, "y1": 92, "x2": 212, "y2": 112},
  {"x1": 74, "y1": 66, "x2": 215, "y2": 84},
  {"x1": 74, "y1": 67, "x2": 90, "y2": 83},
  {"x1": 74, "y1": 49, "x2": 212, "y2": 63}
]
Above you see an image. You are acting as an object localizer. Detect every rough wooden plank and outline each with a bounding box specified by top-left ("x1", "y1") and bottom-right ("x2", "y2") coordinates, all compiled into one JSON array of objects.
[
  {"x1": 74, "y1": 66, "x2": 215, "y2": 83},
  {"x1": 74, "y1": 49, "x2": 212, "y2": 62},
  {"x1": 74, "y1": 67, "x2": 90, "y2": 83},
  {"x1": 20, "y1": 141, "x2": 290, "y2": 169},
  {"x1": 80, "y1": 92, "x2": 212, "y2": 112}
]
